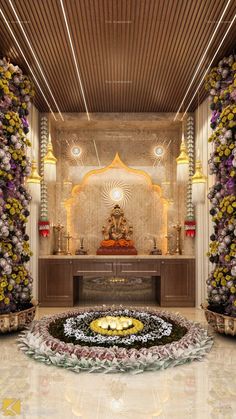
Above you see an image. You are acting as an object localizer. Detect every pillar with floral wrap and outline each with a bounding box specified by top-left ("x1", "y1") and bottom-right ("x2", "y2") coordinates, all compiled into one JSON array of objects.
[
  {"x1": 0, "y1": 58, "x2": 34, "y2": 322},
  {"x1": 204, "y1": 54, "x2": 236, "y2": 329}
]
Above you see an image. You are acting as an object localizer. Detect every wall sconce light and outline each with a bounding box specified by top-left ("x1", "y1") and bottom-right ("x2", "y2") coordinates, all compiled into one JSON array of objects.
[
  {"x1": 43, "y1": 134, "x2": 57, "y2": 182},
  {"x1": 27, "y1": 159, "x2": 42, "y2": 203},
  {"x1": 71, "y1": 145, "x2": 82, "y2": 158},
  {"x1": 192, "y1": 159, "x2": 206, "y2": 204},
  {"x1": 154, "y1": 145, "x2": 164, "y2": 157}
]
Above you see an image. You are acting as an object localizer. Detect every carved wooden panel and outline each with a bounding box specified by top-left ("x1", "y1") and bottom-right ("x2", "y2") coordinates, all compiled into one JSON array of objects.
[
  {"x1": 160, "y1": 259, "x2": 195, "y2": 306},
  {"x1": 39, "y1": 259, "x2": 73, "y2": 306},
  {"x1": 38, "y1": 257, "x2": 195, "y2": 307},
  {"x1": 1, "y1": 1, "x2": 235, "y2": 112}
]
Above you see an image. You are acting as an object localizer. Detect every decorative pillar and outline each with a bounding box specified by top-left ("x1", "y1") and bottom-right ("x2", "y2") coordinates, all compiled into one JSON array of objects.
[{"x1": 195, "y1": 99, "x2": 213, "y2": 307}]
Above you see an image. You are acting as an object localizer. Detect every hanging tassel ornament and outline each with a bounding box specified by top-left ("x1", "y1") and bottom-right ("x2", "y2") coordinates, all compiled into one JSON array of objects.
[
  {"x1": 43, "y1": 133, "x2": 57, "y2": 183},
  {"x1": 192, "y1": 159, "x2": 206, "y2": 204},
  {"x1": 184, "y1": 219, "x2": 196, "y2": 237},
  {"x1": 26, "y1": 160, "x2": 41, "y2": 203},
  {"x1": 38, "y1": 220, "x2": 50, "y2": 237},
  {"x1": 176, "y1": 123, "x2": 189, "y2": 183}
]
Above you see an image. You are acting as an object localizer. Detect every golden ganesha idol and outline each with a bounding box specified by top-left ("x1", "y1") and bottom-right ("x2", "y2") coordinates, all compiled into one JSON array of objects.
[{"x1": 97, "y1": 205, "x2": 137, "y2": 255}]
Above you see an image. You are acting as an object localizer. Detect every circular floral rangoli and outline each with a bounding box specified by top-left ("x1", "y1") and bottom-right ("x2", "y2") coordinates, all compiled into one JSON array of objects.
[{"x1": 18, "y1": 306, "x2": 213, "y2": 373}]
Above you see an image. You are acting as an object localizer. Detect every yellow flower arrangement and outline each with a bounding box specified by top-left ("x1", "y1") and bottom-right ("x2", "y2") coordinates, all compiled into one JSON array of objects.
[{"x1": 90, "y1": 316, "x2": 144, "y2": 336}]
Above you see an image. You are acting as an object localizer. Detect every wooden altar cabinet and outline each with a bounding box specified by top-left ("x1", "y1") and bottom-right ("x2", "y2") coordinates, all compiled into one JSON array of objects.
[{"x1": 38, "y1": 255, "x2": 195, "y2": 307}]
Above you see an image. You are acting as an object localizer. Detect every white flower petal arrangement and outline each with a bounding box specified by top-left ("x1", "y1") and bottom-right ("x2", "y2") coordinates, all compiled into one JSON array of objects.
[
  {"x1": 18, "y1": 306, "x2": 214, "y2": 374},
  {"x1": 63, "y1": 309, "x2": 173, "y2": 346}
]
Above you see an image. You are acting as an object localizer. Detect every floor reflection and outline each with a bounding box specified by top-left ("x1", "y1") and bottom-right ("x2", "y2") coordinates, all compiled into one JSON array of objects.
[{"x1": 0, "y1": 307, "x2": 235, "y2": 419}]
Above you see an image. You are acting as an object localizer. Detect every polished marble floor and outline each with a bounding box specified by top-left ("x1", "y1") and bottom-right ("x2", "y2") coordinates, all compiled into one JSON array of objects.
[{"x1": 0, "y1": 307, "x2": 236, "y2": 419}]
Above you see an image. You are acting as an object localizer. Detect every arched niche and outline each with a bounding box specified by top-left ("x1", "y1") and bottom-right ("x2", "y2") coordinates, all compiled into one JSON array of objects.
[{"x1": 65, "y1": 154, "x2": 168, "y2": 254}]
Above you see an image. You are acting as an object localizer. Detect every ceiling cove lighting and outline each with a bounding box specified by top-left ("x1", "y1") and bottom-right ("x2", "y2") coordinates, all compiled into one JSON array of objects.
[
  {"x1": 0, "y1": 7, "x2": 57, "y2": 120},
  {"x1": 60, "y1": 0, "x2": 90, "y2": 121},
  {"x1": 182, "y1": 13, "x2": 236, "y2": 119},
  {"x1": 174, "y1": 0, "x2": 232, "y2": 121},
  {"x1": 8, "y1": 0, "x2": 64, "y2": 121}
]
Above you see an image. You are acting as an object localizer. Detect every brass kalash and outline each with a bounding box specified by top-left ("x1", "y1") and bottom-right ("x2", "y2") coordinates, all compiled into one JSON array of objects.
[{"x1": 97, "y1": 204, "x2": 137, "y2": 255}]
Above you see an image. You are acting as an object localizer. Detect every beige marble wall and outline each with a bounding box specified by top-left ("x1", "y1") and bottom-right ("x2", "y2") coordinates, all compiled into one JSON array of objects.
[
  {"x1": 40, "y1": 113, "x2": 195, "y2": 256},
  {"x1": 66, "y1": 167, "x2": 167, "y2": 254}
]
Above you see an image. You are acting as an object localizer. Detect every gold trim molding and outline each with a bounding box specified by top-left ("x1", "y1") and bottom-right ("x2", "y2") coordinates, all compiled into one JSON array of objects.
[{"x1": 65, "y1": 153, "x2": 168, "y2": 207}]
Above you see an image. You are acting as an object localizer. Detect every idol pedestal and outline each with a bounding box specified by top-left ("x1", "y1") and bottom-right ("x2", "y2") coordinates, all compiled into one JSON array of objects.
[{"x1": 96, "y1": 247, "x2": 137, "y2": 255}]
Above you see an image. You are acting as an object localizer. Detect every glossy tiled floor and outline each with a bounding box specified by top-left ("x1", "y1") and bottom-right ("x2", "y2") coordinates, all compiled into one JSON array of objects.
[{"x1": 0, "y1": 307, "x2": 236, "y2": 419}]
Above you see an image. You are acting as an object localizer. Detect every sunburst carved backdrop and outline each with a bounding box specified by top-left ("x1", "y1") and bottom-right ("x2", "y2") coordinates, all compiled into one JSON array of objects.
[
  {"x1": 65, "y1": 161, "x2": 168, "y2": 254},
  {"x1": 149, "y1": 137, "x2": 172, "y2": 166},
  {"x1": 101, "y1": 180, "x2": 131, "y2": 209},
  {"x1": 61, "y1": 133, "x2": 87, "y2": 166}
]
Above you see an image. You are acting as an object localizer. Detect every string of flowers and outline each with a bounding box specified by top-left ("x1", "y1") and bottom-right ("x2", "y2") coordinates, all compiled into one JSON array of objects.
[
  {"x1": 0, "y1": 57, "x2": 34, "y2": 313},
  {"x1": 184, "y1": 116, "x2": 196, "y2": 237},
  {"x1": 205, "y1": 54, "x2": 236, "y2": 317},
  {"x1": 38, "y1": 116, "x2": 50, "y2": 237}
]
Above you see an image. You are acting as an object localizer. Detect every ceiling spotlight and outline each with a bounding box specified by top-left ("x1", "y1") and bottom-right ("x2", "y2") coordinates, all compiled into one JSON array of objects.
[
  {"x1": 71, "y1": 146, "x2": 82, "y2": 157},
  {"x1": 154, "y1": 146, "x2": 164, "y2": 157},
  {"x1": 109, "y1": 187, "x2": 124, "y2": 202}
]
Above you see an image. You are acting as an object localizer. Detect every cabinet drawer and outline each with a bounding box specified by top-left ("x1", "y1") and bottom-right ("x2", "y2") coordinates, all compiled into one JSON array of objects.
[
  {"x1": 117, "y1": 261, "x2": 160, "y2": 277},
  {"x1": 73, "y1": 261, "x2": 115, "y2": 277}
]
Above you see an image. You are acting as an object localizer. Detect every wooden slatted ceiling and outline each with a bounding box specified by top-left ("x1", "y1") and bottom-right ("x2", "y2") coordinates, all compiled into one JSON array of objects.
[{"x1": 0, "y1": 0, "x2": 235, "y2": 113}]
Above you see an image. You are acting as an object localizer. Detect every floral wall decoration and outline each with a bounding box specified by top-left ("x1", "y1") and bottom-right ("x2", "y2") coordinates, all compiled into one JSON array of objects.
[
  {"x1": 0, "y1": 58, "x2": 34, "y2": 314},
  {"x1": 205, "y1": 54, "x2": 236, "y2": 317}
]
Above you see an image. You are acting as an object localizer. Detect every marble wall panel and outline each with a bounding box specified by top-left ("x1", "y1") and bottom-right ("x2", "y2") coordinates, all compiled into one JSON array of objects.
[{"x1": 40, "y1": 114, "x2": 195, "y2": 256}]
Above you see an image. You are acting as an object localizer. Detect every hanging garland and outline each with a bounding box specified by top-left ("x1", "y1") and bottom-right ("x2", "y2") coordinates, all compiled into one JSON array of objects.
[
  {"x1": 38, "y1": 116, "x2": 50, "y2": 237},
  {"x1": 185, "y1": 115, "x2": 196, "y2": 237},
  {"x1": 0, "y1": 58, "x2": 34, "y2": 314},
  {"x1": 205, "y1": 54, "x2": 236, "y2": 317}
]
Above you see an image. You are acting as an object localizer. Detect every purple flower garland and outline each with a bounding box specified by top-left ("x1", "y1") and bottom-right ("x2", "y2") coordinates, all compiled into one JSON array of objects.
[
  {"x1": 0, "y1": 58, "x2": 34, "y2": 314},
  {"x1": 205, "y1": 55, "x2": 236, "y2": 317}
]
